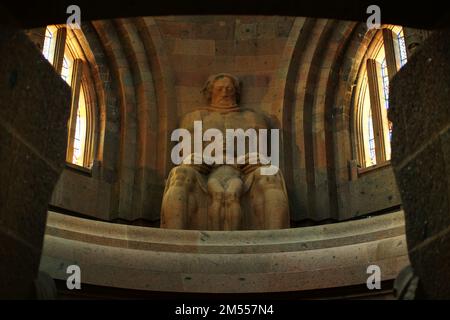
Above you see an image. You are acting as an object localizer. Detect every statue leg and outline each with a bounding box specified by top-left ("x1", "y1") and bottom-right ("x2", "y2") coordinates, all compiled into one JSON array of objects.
[
  {"x1": 207, "y1": 178, "x2": 224, "y2": 230},
  {"x1": 254, "y1": 168, "x2": 290, "y2": 229},
  {"x1": 223, "y1": 178, "x2": 243, "y2": 230},
  {"x1": 160, "y1": 166, "x2": 198, "y2": 229}
]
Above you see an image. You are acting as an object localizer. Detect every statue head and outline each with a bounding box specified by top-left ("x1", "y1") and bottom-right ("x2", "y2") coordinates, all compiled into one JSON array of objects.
[{"x1": 202, "y1": 73, "x2": 241, "y2": 107}]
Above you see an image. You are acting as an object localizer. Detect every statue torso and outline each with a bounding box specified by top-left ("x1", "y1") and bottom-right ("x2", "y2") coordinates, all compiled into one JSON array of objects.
[{"x1": 180, "y1": 108, "x2": 269, "y2": 134}]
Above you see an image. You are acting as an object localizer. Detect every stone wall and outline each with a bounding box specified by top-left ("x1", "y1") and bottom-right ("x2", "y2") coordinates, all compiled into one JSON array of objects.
[
  {"x1": 153, "y1": 16, "x2": 295, "y2": 116},
  {"x1": 48, "y1": 23, "x2": 121, "y2": 222},
  {"x1": 338, "y1": 165, "x2": 401, "y2": 220}
]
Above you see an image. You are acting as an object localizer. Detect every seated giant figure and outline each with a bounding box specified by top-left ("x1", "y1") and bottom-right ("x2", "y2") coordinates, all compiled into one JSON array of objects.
[{"x1": 160, "y1": 73, "x2": 290, "y2": 230}]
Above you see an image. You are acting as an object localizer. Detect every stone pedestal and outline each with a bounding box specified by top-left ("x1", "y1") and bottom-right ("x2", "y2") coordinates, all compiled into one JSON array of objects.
[{"x1": 40, "y1": 210, "x2": 409, "y2": 294}]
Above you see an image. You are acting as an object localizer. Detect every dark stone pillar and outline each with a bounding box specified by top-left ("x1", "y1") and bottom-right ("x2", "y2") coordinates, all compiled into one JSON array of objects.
[
  {"x1": 389, "y1": 27, "x2": 450, "y2": 299},
  {"x1": 0, "y1": 13, "x2": 71, "y2": 298},
  {"x1": 402, "y1": 27, "x2": 431, "y2": 57}
]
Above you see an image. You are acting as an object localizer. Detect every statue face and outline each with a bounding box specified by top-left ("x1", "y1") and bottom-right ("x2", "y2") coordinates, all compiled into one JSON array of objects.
[{"x1": 211, "y1": 77, "x2": 236, "y2": 107}]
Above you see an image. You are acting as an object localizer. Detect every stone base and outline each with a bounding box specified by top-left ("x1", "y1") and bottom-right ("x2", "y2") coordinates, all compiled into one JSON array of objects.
[{"x1": 40, "y1": 210, "x2": 409, "y2": 293}]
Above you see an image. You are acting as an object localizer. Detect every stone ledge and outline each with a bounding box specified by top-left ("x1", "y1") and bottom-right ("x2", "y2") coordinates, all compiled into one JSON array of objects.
[
  {"x1": 45, "y1": 210, "x2": 406, "y2": 253},
  {"x1": 40, "y1": 211, "x2": 409, "y2": 293}
]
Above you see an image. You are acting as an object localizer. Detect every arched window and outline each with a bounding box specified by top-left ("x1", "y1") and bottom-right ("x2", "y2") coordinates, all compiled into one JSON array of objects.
[
  {"x1": 61, "y1": 55, "x2": 72, "y2": 85},
  {"x1": 42, "y1": 26, "x2": 57, "y2": 64},
  {"x1": 73, "y1": 84, "x2": 88, "y2": 166},
  {"x1": 42, "y1": 25, "x2": 96, "y2": 169},
  {"x1": 355, "y1": 26, "x2": 407, "y2": 169}
]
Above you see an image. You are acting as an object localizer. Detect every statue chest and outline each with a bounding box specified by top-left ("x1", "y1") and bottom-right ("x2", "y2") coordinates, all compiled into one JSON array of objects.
[{"x1": 200, "y1": 111, "x2": 266, "y2": 132}]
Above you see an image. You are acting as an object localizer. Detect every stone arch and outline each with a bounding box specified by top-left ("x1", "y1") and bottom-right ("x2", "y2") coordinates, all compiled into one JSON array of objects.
[{"x1": 91, "y1": 18, "x2": 178, "y2": 221}]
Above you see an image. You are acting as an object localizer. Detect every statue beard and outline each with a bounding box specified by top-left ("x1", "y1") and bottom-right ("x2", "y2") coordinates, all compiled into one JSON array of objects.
[{"x1": 209, "y1": 96, "x2": 238, "y2": 112}]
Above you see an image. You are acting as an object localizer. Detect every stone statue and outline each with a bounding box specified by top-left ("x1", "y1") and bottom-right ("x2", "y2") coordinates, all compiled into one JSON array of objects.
[{"x1": 160, "y1": 73, "x2": 290, "y2": 230}]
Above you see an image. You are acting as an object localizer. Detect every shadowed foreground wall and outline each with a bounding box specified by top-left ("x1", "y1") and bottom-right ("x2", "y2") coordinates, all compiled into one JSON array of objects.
[
  {"x1": 390, "y1": 27, "x2": 450, "y2": 299},
  {"x1": 0, "y1": 19, "x2": 71, "y2": 298}
]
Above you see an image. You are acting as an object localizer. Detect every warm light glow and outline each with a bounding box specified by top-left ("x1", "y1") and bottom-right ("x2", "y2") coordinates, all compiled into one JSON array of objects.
[
  {"x1": 72, "y1": 85, "x2": 87, "y2": 166},
  {"x1": 42, "y1": 26, "x2": 57, "y2": 64},
  {"x1": 358, "y1": 26, "x2": 406, "y2": 167},
  {"x1": 42, "y1": 25, "x2": 93, "y2": 169},
  {"x1": 393, "y1": 26, "x2": 408, "y2": 67},
  {"x1": 361, "y1": 76, "x2": 377, "y2": 167},
  {"x1": 380, "y1": 58, "x2": 389, "y2": 108},
  {"x1": 61, "y1": 56, "x2": 71, "y2": 86}
]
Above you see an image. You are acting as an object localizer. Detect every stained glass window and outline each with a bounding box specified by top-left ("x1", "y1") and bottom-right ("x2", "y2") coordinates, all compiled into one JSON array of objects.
[
  {"x1": 61, "y1": 56, "x2": 71, "y2": 85},
  {"x1": 42, "y1": 27, "x2": 55, "y2": 63},
  {"x1": 358, "y1": 26, "x2": 407, "y2": 168},
  {"x1": 41, "y1": 25, "x2": 93, "y2": 169},
  {"x1": 368, "y1": 108, "x2": 376, "y2": 166},
  {"x1": 380, "y1": 58, "x2": 390, "y2": 110},
  {"x1": 398, "y1": 34, "x2": 408, "y2": 67}
]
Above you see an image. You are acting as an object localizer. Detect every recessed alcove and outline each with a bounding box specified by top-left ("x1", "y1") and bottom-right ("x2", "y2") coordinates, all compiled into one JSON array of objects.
[{"x1": 2, "y1": 2, "x2": 448, "y2": 300}]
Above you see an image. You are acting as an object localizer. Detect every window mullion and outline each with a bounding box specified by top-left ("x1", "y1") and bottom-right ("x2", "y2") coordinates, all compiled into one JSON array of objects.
[
  {"x1": 66, "y1": 59, "x2": 84, "y2": 163},
  {"x1": 83, "y1": 91, "x2": 93, "y2": 168},
  {"x1": 382, "y1": 28, "x2": 401, "y2": 79},
  {"x1": 366, "y1": 59, "x2": 387, "y2": 164},
  {"x1": 52, "y1": 27, "x2": 67, "y2": 74}
]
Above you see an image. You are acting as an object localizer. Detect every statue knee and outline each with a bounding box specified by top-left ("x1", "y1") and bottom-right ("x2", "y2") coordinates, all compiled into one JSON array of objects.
[
  {"x1": 170, "y1": 166, "x2": 197, "y2": 188},
  {"x1": 224, "y1": 191, "x2": 241, "y2": 204},
  {"x1": 210, "y1": 191, "x2": 224, "y2": 202},
  {"x1": 254, "y1": 167, "x2": 283, "y2": 189}
]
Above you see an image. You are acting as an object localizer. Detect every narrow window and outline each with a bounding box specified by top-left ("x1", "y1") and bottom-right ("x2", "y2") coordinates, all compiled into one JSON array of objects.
[
  {"x1": 42, "y1": 27, "x2": 55, "y2": 63},
  {"x1": 40, "y1": 25, "x2": 95, "y2": 170},
  {"x1": 72, "y1": 85, "x2": 87, "y2": 166},
  {"x1": 356, "y1": 26, "x2": 406, "y2": 169}
]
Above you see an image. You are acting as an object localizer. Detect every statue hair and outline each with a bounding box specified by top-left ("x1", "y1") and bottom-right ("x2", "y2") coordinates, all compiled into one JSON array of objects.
[{"x1": 201, "y1": 73, "x2": 241, "y2": 104}]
